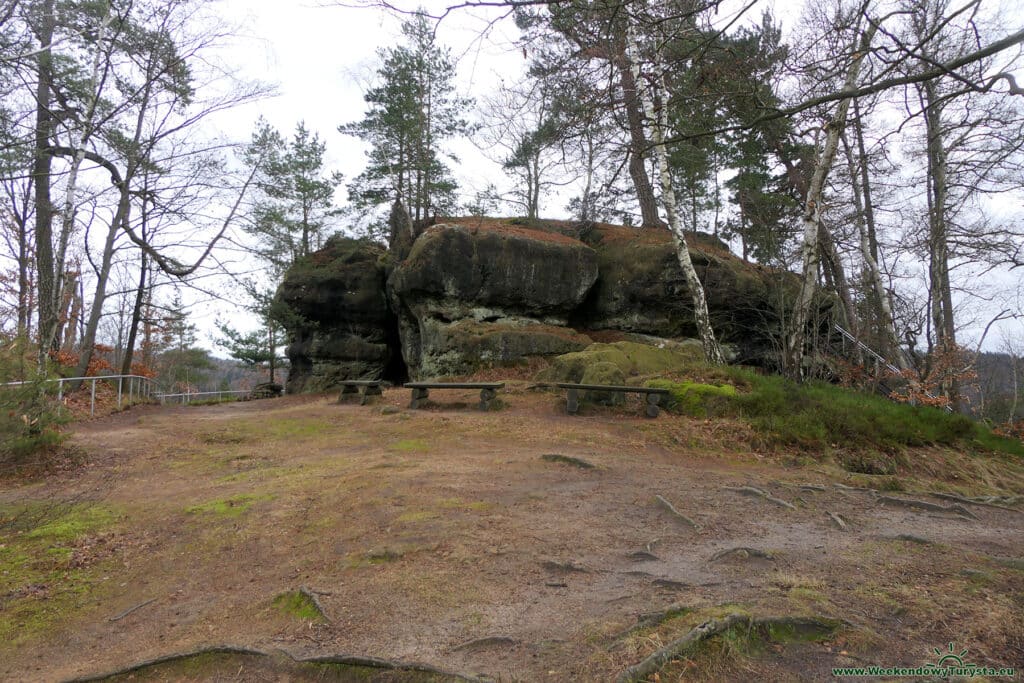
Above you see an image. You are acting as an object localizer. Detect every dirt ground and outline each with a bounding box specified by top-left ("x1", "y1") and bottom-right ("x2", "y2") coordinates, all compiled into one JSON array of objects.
[{"x1": 2, "y1": 384, "x2": 1022, "y2": 682}]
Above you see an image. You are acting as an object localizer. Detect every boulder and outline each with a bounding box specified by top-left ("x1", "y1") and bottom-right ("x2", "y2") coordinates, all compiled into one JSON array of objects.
[
  {"x1": 275, "y1": 236, "x2": 398, "y2": 393},
  {"x1": 388, "y1": 221, "x2": 599, "y2": 377},
  {"x1": 572, "y1": 224, "x2": 789, "y2": 365},
  {"x1": 580, "y1": 361, "x2": 626, "y2": 405},
  {"x1": 538, "y1": 341, "x2": 705, "y2": 384}
]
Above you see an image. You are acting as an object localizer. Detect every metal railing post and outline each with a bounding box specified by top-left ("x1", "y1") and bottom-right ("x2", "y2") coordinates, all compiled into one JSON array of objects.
[
  {"x1": 90, "y1": 379, "x2": 96, "y2": 417},
  {"x1": 117, "y1": 376, "x2": 123, "y2": 410}
]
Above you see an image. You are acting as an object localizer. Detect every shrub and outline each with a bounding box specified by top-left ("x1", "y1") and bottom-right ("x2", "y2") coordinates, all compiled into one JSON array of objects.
[
  {"x1": 647, "y1": 366, "x2": 1024, "y2": 457},
  {"x1": 0, "y1": 341, "x2": 67, "y2": 464},
  {"x1": 0, "y1": 373, "x2": 67, "y2": 463}
]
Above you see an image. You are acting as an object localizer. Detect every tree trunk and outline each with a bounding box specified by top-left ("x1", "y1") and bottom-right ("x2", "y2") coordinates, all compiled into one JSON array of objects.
[
  {"x1": 841, "y1": 128, "x2": 908, "y2": 370},
  {"x1": 68, "y1": 194, "x2": 127, "y2": 386},
  {"x1": 32, "y1": 0, "x2": 56, "y2": 367},
  {"x1": 268, "y1": 322, "x2": 277, "y2": 383},
  {"x1": 785, "y1": 24, "x2": 877, "y2": 378},
  {"x1": 922, "y1": 78, "x2": 958, "y2": 404},
  {"x1": 626, "y1": 27, "x2": 724, "y2": 364},
  {"x1": 120, "y1": 212, "x2": 149, "y2": 376},
  {"x1": 616, "y1": 51, "x2": 664, "y2": 229},
  {"x1": 817, "y1": 222, "x2": 859, "y2": 341}
]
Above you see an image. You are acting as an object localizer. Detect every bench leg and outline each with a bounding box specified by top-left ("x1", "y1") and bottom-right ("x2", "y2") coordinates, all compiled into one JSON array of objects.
[
  {"x1": 360, "y1": 384, "x2": 383, "y2": 406},
  {"x1": 338, "y1": 384, "x2": 359, "y2": 403},
  {"x1": 409, "y1": 387, "x2": 429, "y2": 409},
  {"x1": 479, "y1": 387, "x2": 496, "y2": 411},
  {"x1": 566, "y1": 388, "x2": 579, "y2": 415},
  {"x1": 645, "y1": 393, "x2": 661, "y2": 418}
]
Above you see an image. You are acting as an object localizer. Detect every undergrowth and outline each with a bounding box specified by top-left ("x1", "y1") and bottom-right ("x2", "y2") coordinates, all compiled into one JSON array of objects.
[{"x1": 647, "y1": 367, "x2": 1024, "y2": 457}]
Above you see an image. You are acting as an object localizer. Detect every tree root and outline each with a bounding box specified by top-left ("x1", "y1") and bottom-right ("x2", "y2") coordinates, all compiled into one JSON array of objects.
[
  {"x1": 450, "y1": 636, "x2": 517, "y2": 653},
  {"x1": 541, "y1": 559, "x2": 588, "y2": 573},
  {"x1": 108, "y1": 597, "x2": 156, "y2": 622},
  {"x1": 723, "y1": 486, "x2": 796, "y2": 510},
  {"x1": 68, "y1": 645, "x2": 480, "y2": 682},
  {"x1": 299, "y1": 585, "x2": 332, "y2": 622},
  {"x1": 636, "y1": 603, "x2": 693, "y2": 629},
  {"x1": 876, "y1": 495, "x2": 977, "y2": 519},
  {"x1": 834, "y1": 483, "x2": 873, "y2": 492},
  {"x1": 616, "y1": 614, "x2": 843, "y2": 683},
  {"x1": 628, "y1": 550, "x2": 660, "y2": 562},
  {"x1": 66, "y1": 646, "x2": 276, "y2": 682},
  {"x1": 709, "y1": 547, "x2": 774, "y2": 562},
  {"x1": 827, "y1": 511, "x2": 848, "y2": 531},
  {"x1": 799, "y1": 484, "x2": 827, "y2": 492},
  {"x1": 929, "y1": 492, "x2": 1022, "y2": 513},
  {"x1": 655, "y1": 494, "x2": 699, "y2": 529},
  {"x1": 887, "y1": 533, "x2": 933, "y2": 545},
  {"x1": 541, "y1": 453, "x2": 595, "y2": 469}
]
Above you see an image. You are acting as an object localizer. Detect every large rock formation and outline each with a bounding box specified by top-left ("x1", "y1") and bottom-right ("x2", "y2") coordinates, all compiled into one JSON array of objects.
[
  {"x1": 275, "y1": 236, "x2": 398, "y2": 393},
  {"x1": 277, "y1": 218, "x2": 795, "y2": 391},
  {"x1": 387, "y1": 222, "x2": 599, "y2": 377},
  {"x1": 573, "y1": 224, "x2": 789, "y2": 365}
]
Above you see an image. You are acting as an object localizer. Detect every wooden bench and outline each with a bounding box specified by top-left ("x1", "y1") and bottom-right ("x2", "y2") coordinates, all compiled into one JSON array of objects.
[
  {"x1": 405, "y1": 382, "x2": 505, "y2": 411},
  {"x1": 556, "y1": 383, "x2": 671, "y2": 418},
  {"x1": 337, "y1": 379, "x2": 384, "y2": 405}
]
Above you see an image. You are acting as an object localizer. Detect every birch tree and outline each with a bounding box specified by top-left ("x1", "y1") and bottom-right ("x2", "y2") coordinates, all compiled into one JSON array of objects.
[
  {"x1": 624, "y1": 18, "x2": 725, "y2": 364},
  {"x1": 784, "y1": 15, "x2": 877, "y2": 377}
]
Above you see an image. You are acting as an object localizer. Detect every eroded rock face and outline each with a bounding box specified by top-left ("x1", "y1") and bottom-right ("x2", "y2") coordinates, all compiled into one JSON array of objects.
[
  {"x1": 387, "y1": 223, "x2": 599, "y2": 377},
  {"x1": 277, "y1": 218, "x2": 793, "y2": 392},
  {"x1": 573, "y1": 225, "x2": 788, "y2": 365},
  {"x1": 276, "y1": 236, "x2": 397, "y2": 393}
]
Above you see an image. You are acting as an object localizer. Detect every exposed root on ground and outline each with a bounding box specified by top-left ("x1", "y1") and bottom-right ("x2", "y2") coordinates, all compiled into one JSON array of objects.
[
  {"x1": 723, "y1": 485, "x2": 796, "y2": 510},
  {"x1": 655, "y1": 494, "x2": 699, "y2": 528},
  {"x1": 67, "y1": 645, "x2": 480, "y2": 682},
  {"x1": 876, "y1": 495, "x2": 977, "y2": 519},
  {"x1": 615, "y1": 614, "x2": 842, "y2": 683}
]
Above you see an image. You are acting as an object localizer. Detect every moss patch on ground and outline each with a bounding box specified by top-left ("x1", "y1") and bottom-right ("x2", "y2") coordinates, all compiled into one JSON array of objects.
[
  {"x1": 272, "y1": 590, "x2": 327, "y2": 622},
  {"x1": 185, "y1": 493, "x2": 274, "y2": 517},
  {"x1": 0, "y1": 503, "x2": 122, "y2": 646}
]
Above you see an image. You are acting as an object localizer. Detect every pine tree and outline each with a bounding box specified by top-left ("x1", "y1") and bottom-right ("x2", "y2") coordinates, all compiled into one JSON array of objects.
[
  {"x1": 341, "y1": 13, "x2": 472, "y2": 230},
  {"x1": 245, "y1": 119, "x2": 342, "y2": 277}
]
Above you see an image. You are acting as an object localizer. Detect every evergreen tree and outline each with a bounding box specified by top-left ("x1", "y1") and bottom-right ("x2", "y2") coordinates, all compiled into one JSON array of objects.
[
  {"x1": 341, "y1": 12, "x2": 472, "y2": 231},
  {"x1": 245, "y1": 119, "x2": 342, "y2": 277}
]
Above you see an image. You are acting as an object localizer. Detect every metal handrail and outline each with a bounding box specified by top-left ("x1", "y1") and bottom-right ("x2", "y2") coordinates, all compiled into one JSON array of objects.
[
  {"x1": 155, "y1": 390, "x2": 251, "y2": 405},
  {"x1": 1, "y1": 373, "x2": 160, "y2": 417}
]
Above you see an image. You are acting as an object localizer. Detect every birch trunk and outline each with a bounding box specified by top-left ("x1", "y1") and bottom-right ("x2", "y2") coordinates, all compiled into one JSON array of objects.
[
  {"x1": 785, "y1": 24, "x2": 877, "y2": 377},
  {"x1": 625, "y1": 25, "x2": 724, "y2": 365}
]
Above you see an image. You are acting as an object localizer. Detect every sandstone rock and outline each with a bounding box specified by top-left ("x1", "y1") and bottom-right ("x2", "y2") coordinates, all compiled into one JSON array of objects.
[
  {"x1": 580, "y1": 361, "x2": 626, "y2": 405},
  {"x1": 276, "y1": 236, "x2": 398, "y2": 393},
  {"x1": 538, "y1": 341, "x2": 705, "y2": 384},
  {"x1": 573, "y1": 224, "x2": 788, "y2": 365},
  {"x1": 388, "y1": 222, "x2": 599, "y2": 377}
]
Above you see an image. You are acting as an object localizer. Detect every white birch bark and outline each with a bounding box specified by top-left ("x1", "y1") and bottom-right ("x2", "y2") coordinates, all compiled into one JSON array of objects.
[
  {"x1": 785, "y1": 23, "x2": 877, "y2": 377},
  {"x1": 625, "y1": 23, "x2": 725, "y2": 365}
]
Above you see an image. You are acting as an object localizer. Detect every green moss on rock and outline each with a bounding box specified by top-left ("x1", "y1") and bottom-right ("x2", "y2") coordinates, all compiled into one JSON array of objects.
[
  {"x1": 581, "y1": 361, "x2": 626, "y2": 405},
  {"x1": 538, "y1": 340, "x2": 704, "y2": 383},
  {"x1": 645, "y1": 379, "x2": 738, "y2": 417}
]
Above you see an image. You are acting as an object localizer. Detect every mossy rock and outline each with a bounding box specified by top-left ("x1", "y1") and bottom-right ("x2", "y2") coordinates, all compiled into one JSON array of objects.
[
  {"x1": 581, "y1": 361, "x2": 626, "y2": 405},
  {"x1": 537, "y1": 340, "x2": 704, "y2": 383},
  {"x1": 415, "y1": 319, "x2": 592, "y2": 377},
  {"x1": 645, "y1": 379, "x2": 739, "y2": 417}
]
